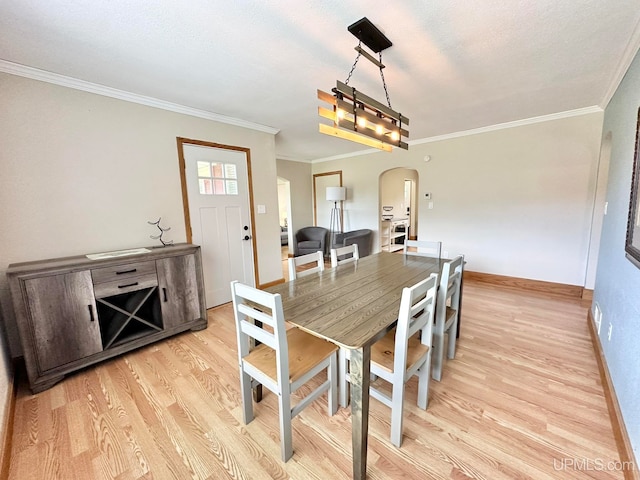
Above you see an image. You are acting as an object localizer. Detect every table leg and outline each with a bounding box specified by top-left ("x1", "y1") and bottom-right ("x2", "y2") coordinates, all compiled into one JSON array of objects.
[
  {"x1": 251, "y1": 319, "x2": 263, "y2": 402},
  {"x1": 349, "y1": 346, "x2": 371, "y2": 480},
  {"x1": 252, "y1": 385, "x2": 263, "y2": 403},
  {"x1": 457, "y1": 271, "x2": 464, "y2": 338}
]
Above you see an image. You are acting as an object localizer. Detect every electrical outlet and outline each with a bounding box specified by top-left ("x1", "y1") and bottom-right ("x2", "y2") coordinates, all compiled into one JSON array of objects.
[
  {"x1": 608, "y1": 322, "x2": 613, "y2": 341},
  {"x1": 594, "y1": 303, "x2": 602, "y2": 334}
]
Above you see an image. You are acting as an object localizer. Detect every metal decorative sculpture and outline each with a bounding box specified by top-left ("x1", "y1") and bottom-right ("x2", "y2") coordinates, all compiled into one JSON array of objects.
[{"x1": 148, "y1": 217, "x2": 173, "y2": 247}]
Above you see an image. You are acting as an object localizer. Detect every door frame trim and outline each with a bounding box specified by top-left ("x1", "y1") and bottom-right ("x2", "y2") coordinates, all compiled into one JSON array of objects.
[
  {"x1": 176, "y1": 137, "x2": 259, "y2": 289},
  {"x1": 313, "y1": 170, "x2": 343, "y2": 227}
]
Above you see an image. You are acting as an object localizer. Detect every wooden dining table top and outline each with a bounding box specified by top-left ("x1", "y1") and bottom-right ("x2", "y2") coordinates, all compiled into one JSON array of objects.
[{"x1": 266, "y1": 251, "x2": 443, "y2": 349}]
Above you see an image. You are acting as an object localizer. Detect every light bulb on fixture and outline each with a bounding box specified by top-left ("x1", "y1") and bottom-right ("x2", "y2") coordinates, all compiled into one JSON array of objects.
[
  {"x1": 357, "y1": 117, "x2": 366, "y2": 128},
  {"x1": 390, "y1": 131, "x2": 399, "y2": 141},
  {"x1": 376, "y1": 124, "x2": 384, "y2": 135}
]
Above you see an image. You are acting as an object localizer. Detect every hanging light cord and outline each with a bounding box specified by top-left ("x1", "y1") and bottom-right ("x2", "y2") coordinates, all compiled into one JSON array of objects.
[
  {"x1": 379, "y1": 52, "x2": 392, "y2": 109},
  {"x1": 345, "y1": 40, "x2": 362, "y2": 86},
  {"x1": 344, "y1": 39, "x2": 394, "y2": 110}
]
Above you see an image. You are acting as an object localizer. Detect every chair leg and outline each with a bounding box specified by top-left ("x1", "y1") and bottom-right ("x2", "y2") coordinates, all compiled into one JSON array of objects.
[
  {"x1": 389, "y1": 376, "x2": 406, "y2": 448},
  {"x1": 417, "y1": 356, "x2": 431, "y2": 410},
  {"x1": 338, "y1": 348, "x2": 349, "y2": 408},
  {"x1": 431, "y1": 330, "x2": 445, "y2": 382},
  {"x1": 447, "y1": 318, "x2": 458, "y2": 360},
  {"x1": 328, "y1": 353, "x2": 338, "y2": 415},
  {"x1": 278, "y1": 386, "x2": 293, "y2": 462},
  {"x1": 239, "y1": 368, "x2": 254, "y2": 424}
]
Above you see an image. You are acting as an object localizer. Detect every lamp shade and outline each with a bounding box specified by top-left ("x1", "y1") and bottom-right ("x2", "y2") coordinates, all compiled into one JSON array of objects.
[{"x1": 326, "y1": 186, "x2": 346, "y2": 202}]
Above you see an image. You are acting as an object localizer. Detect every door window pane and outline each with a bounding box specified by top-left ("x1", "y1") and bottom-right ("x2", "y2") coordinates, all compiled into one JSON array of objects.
[
  {"x1": 213, "y1": 179, "x2": 225, "y2": 195},
  {"x1": 226, "y1": 180, "x2": 238, "y2": 195},
  {"x1": 212, "y1": 162, "x2": 224, "y2": 178},
  {"x1": 197, "y1": 161, "x2": 238, "y2": 195},
  {"x1": 199, "y1": 178, "x2": 213, "y2": 195},
  {"x1": 197, "y1": 161, "x2": 211, "y2": 177},
  {"x1": 224, "y1": 164, "x2": 237, "y2": 179}
]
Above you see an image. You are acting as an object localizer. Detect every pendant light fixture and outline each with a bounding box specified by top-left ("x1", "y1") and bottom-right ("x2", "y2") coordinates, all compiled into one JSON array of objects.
[{"x1": 318, "y1": 17, "x2": 409, "y2": 151}]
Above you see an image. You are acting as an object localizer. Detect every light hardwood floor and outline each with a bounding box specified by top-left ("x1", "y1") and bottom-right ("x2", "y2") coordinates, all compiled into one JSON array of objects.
[{"x1": 7, "y1": 279, "x2": 628, "y2": 479}]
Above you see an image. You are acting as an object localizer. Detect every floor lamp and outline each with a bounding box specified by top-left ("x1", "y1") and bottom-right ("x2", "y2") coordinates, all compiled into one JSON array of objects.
[{"x1": 326, "y1": 186, "x2": 346, "y2": 251}]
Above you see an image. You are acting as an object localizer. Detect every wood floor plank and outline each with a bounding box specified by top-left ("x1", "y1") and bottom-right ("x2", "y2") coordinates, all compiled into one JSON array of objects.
[{"x1": 7, "y1": 278, "x2": 630, "y2": 479}]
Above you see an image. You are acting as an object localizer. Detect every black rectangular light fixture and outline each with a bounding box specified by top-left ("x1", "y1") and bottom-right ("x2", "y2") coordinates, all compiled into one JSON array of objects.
[{"x1": 347, "y1": 17, "x2": 392, "y2": 53}]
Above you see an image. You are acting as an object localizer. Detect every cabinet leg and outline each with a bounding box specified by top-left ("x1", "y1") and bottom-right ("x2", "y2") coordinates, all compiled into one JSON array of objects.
[
  {"x1": 190, "y1": 322, "x2": 207, "y2": 332},
  {"x1": 32, "y1": 375, "x2": 65, "y2": 393}
]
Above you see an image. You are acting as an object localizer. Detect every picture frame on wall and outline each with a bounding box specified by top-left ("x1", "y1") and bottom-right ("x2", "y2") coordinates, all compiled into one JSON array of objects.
[{"x1": 625, "y1": 106, "x2": 640, "y2": 268}]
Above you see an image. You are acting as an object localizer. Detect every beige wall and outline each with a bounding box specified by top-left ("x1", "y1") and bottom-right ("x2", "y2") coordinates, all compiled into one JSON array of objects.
[
  {"x1": 0, "y1": 73, "x2": 282, "y2": 362},
  {"x1": 313, "y1": 111, "x2": 605, "y2": 286},
  {"x1": 276, "y1": 159, "x2": 313, "y2": 236}
]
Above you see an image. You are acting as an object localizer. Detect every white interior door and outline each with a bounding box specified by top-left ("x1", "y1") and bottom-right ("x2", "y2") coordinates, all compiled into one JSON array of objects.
[
  {"x1": 404, "y1": 179, "x2": 413, "y2": 237},
  {"x1": 183, "y1": 143, "x2": 255, "y2": 308}
]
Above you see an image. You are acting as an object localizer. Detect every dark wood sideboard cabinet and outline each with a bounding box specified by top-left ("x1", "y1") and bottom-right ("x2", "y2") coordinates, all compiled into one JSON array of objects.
[{"x1": 7, "y1": 243, "x2": 208, "y2": 393}]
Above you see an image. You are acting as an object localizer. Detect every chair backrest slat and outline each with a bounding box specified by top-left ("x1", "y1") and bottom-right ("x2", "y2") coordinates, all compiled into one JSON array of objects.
[
  {"x1": 403, "y1": 240, "x2": 442, "y2": 259},
  {"x1": 330, "y1": 243, "x2": 359, "y2": 268},
  {"x1": 240, "y1": 319, "x2": 278, "y2": 349},
  {"x1": 235, "y1": 281, "x2": 278, "y2": 309},
  {"x1": 237, "y1": 303, "x2": 277, "y2": 328},
  {"x1": 407, "y1": 292, "x2": 436, "y2": 339},
  {"x1": 288, "y1": 250, "x2": 324, "y2": 279}
]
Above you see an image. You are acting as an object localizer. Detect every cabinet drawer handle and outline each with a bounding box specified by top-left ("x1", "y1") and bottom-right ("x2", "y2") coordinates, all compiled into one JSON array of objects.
[
  {"x1": 163, "y1": 287, "x2": 168, "y2": 302},
  {"x1": 88, "y1": 305, "x2": 95, "y2": 322},
  {"x1": 118, "y1": 282, "x2": 139, "y2": 289},
  {"x1": 115, "y1": 268, "x2": 137, "y2": 275}
]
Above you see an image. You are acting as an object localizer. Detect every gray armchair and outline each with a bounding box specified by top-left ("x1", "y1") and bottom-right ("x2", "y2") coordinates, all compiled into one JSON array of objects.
[
  {"x1": 293, "y1": 226, "x2": 328, "y2": 257},
  {"x1": 333, "y1": 229, "x2": 373, "y2": 257}
]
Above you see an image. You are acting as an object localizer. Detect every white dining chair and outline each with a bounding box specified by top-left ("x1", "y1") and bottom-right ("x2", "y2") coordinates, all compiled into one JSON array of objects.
[
  {"x1": 431, "y1": 255, "x2": 464, "y2": 381},
  {"x1": 339, "y1": 273, "x2": 438, "y2": 447},
  {"x1": 288, "y1": 250, "x2": 324, "y2": 280},
  {"x1": 403, "y1": 239, "x2": 442, "y2": 258},
  {"x1": 330, "y1": 243, "x2": 359, "y2": 268},
  {"x1": 230, "y1": 280, "x2": 338, "y2": 462}
]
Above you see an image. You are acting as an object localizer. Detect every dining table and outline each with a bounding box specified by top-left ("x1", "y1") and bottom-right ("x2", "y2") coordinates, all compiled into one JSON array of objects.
[{"x1": 266, "y1": 251, "x2": 444, "y2": 480}]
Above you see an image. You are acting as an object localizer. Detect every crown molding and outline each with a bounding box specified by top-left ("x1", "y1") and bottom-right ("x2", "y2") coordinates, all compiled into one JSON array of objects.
[
  {"x1": 0, "y1": 60, "x2": 280, "y2": 135},
  {"x1": 600, "y1": 16, "x2": 640, "y2": 109},
  {"x1": 311, "y1": 106, "x2": 603, "y2": 162},
  {"x1": 410, "y1": 106, "x2": 603, "y2": 146},
  {"x1": 276, "y1": 155, "x2": 312, "y2": 163},
  {"x1": 312, "y1": 147, "x2": 386, "y2": 163}
]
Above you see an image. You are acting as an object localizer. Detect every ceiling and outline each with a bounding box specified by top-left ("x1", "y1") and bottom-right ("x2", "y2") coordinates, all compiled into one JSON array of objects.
[{"x1": 2, "y1": 1, "x2": 640, "y2": 162}]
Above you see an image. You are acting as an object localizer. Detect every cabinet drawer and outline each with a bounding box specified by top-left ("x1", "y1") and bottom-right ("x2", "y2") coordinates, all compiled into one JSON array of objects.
[
  {"x1": 91, "y1": 260, "x2": 156, "y2": 285},
  {"x1": 93, "y1": 273, "x2": 158, "y2": 298}
]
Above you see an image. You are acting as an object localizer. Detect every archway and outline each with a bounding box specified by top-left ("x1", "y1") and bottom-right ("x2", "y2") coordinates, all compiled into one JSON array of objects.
[{"x1": 379, "y1": 167, "x2": 419, "y2": 251}]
